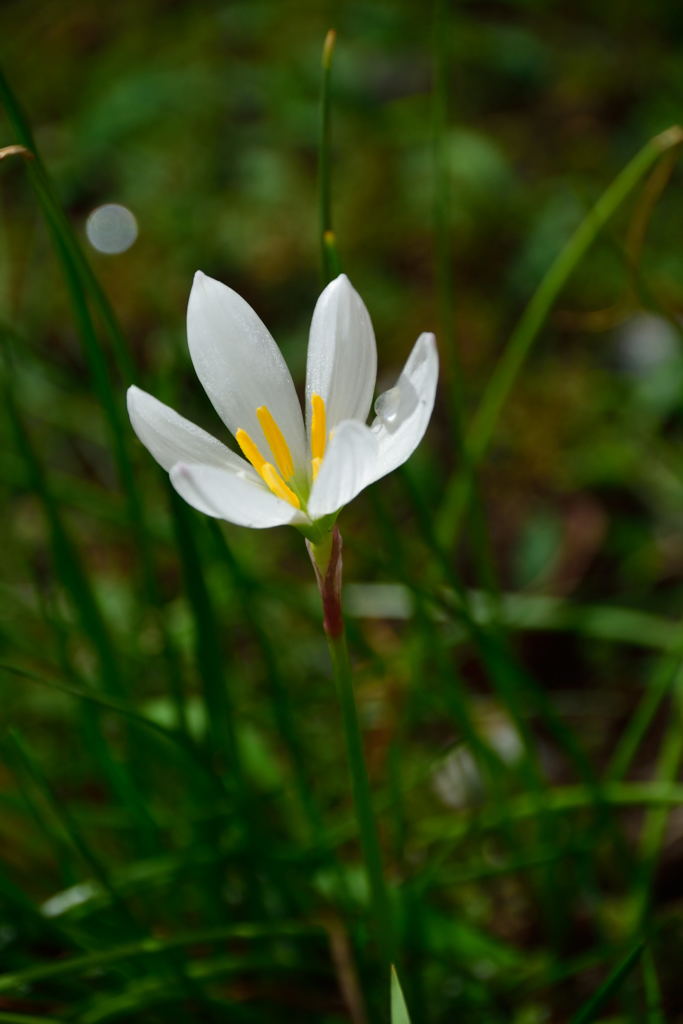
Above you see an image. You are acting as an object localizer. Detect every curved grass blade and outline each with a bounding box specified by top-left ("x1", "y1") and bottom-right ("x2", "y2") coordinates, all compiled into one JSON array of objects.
[
  {"x1": 436, "y1": 126, "x2": 683, "y2": 551},
  {"x1": 0, "y1": 923, "x2": 321, "y2": 994},
  {"x1": 2, "y1": 371, "x2": 161, "y2": 846},
  {"x1": 0, "y1": 72, "x2": 190, "y2": 733}
]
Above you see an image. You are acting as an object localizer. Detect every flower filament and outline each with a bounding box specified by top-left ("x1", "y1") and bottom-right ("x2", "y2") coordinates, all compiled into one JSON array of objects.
[
  {"x1": 235, "y1": 394, "x2": 329, "y2": 509},
  {"x1": 256, "y1": 405, "x2": 294, "y2": 481},
  {"x1": 310, "y1": 393, "x2": 327, "y2": 480},
  {"x1": 236, "y1": 412, "x2": 300, "y2": 509}
]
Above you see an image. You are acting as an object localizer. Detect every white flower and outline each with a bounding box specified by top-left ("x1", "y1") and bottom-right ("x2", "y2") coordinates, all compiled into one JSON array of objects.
[{"x1": 127, "y1": 272, "x2": 438, "y2": 535}]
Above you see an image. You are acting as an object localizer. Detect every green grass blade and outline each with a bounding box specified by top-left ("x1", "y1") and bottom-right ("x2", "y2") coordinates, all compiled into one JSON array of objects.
[
  {"x1": 1, "y1": 732, "x2": 202, "y2": 1000},
  {"x1": 3, "y1": 364, "x2": 123, "y2": 695},
  {"x1": 208, "y1": 524, "x2": 347, "y2": 882},
  {"x1": 0, "y1": 922, "x2": 321, "y2": 994},
  {"x1": 3, "y1": 367, "x2": 162, "y2": 846},
  {"x1": 168, "y1": 494, "x2": 273, "y2": 918},
  {"x1": 0, "y1": 1014, "x2": 69, "y2": 1024},
  {"x1": 390, "y1": 965, "x2": 412, "y2": 1024},
  {"x1": 0, "y1": 69, "x2": 134, "y2": 382},
  {"x1": 416, "y1": 782, "x2": 683, "y2": 847},
  {"x1": 570, "y1": 941, "x2": 645, "y2": 1024},
  {"x1": 633, "y1": 660, "x2": 683, "y2": 922},
  {"x1": 606, "y1": 624, "x2": 683, "y2": 782},
  {"x1": 0, "y1": 663, "x2": 202, "y2": 773},
  {"x1": 436, "y1": 126, "x2": 683, "y2": 550},
  {"x1": 167, "y1": 492, "x2": 239, "y2": 762},
  {"x1": 2, "y1": 730, "x2": 141, "y2": 935},
  {"x1": 642, "y1": 948, "x2": 665, "y2": 1024},
  {"x1": 0, "y1": 74, "x2": 190, "y2": 732}
]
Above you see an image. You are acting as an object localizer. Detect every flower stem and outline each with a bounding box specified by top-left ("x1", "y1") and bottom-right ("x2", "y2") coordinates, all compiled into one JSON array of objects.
[
  {"x1": 308, "y1": 529, "x2": 394, "y2": 963},
  {"x1": 328, "y1": 626, "x2": 394, "y2": 958}
]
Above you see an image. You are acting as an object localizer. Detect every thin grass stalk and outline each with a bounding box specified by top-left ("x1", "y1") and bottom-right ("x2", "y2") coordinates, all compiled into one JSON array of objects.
[
  {"x1": 0, "y1": 662, "x2": 225, "y2": 799},
  {"x1": 167, "y1": 493, "x2": 268, "y2": 919},
  {"x1": 606, "y1": 623, "x2": 683, "y2": 783},
  {"x1": 633, "y1": 661, "x2": 683, "y2": 925},
  {"x1": 3, "y1": 358, "x2": 121, "y2": 695},
  {"x1": 319, "y1": 30, "x2": 340, "y2": 282},
  {"x1": 600, "y1": 646, "x2": 683, "y2": 936},
  {"x1": 392, "y1": 468, "x2": 631, "y2": 871},
  {"x1": 3, "y1": 755, "x2": 77, "y2": 887},
  {"x1": 3, "y1": 362, "x2": 161, "y2": 849},
  {"x1": 0, "y1": 1014, "x2": 69, "y2": 1024},
  {"x1": 365, "y1": 488, "x2": 508, "y2": 782},
  {"x1": 435, "y1": 125, "x2": 683, "y2": 551},
  {"x1": 0, "y1": 70, "x2": 134, "y2": 382},
  {"x1": 2, "y1": 658, "x2": 268, "y2": 935},
  {"x1": 0, "y1": 864, "x2": 72, "y2": 947},
  {"x1": 417, "y1": 781, "x2": 683, "y2": 846},
  {"x1": 168, "y1": 493, "x2": 234, "y2": 759},
  {"x1": 370, "y1": 485, "x2": 613, "y2": 848},
  {"x1": 0, "y1": 922, "x2": 321, "y2": 995},
  {"x1": 569, "y1": 941, "x2": 646, "y2": 1024},
  {"x1": 3, "y1": 730, "x2": 144, "y2": 932},
  {"x1": 464, "y1": 635, "x2": 579, "y2": 946},
  {"x1": 369, "y1": 486, "x2": 626, "y2": 948},
  {"x1": 2, "y1": 731, "x2": 208, "y2": 1003},
  {"x1": 0, "y1": 71, "x2": 189, "y2": 733},
  {"x1": 641, "y1": 948, "x2": 665, "y2": 1023}
]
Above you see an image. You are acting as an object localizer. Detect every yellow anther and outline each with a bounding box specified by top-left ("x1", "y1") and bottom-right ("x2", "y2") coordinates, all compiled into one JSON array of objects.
[
  {"x1": 237, "y1": 426, "x2": 300, "y2": 507},
  {"x1": 311, "y1": 456, "x2": 322, "y2": 480},
  {"x1": 261, "y1": 463, "x2": 301, "y2": 508},
  {"x1": 311, "y1": 394, "x2": 327, "y2": 462},
  {"x1": 257, "y1": 406, "x2": 294, "y2": 481},
  {"x1": 236, "y1": 428, "x2": 267, "y2": 476}
]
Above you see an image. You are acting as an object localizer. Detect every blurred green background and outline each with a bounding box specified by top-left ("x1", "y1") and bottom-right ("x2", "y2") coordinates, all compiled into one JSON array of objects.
[{"x1": 3, "y1": 0, "x2": 683, "y2": 1021}]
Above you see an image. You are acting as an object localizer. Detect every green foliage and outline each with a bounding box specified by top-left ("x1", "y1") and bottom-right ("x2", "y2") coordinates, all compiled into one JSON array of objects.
[{"x1": 2, "y1": 1, "x2": 683, "y2": 1021}]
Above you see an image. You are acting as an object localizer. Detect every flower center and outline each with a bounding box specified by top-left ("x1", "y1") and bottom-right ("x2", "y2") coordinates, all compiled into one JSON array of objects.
[{"x1": 235, "y1": 394, "x2": 328, "y2": 509}]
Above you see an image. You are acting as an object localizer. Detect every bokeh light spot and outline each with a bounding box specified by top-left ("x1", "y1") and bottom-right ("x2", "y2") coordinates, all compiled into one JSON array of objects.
[{"x1": 85, "y1": 203, "x2": 138, "y2": 254}]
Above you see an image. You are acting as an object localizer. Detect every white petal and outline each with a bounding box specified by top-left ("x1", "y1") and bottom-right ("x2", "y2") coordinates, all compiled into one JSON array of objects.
[
  {"x1": 307, "y1": 419, "x2": 380, "y2": 519},
  {"x1": 170, "y1": 463, "x2": 307, "y2": 528},
  {"x1": 127, "y1": 386, "x2": 250, "y2": 474},
  {"x1": 369, "y1": 332, "x2": 438, "y2": 480},
  {"x1": 305, "y1": 274, "x2": 377, "y2": 434},
  {"x1": 187, "y1": 272, "x2": 306, "y2": 467}
]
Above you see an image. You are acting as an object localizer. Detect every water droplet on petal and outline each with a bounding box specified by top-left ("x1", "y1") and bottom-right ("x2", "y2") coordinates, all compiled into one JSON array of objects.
[{"x1": 374, "y1": 386, "x2": 401, "y2": 425}]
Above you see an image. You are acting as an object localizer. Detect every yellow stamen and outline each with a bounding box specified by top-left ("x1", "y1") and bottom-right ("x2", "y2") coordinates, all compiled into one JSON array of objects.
[
  {"x1": 257, "y1": 405, "x2": 294, "y2": 481},
  {"x1": 311, "y1": 394, "x2": 327, "y2": 462},
  {"x1": 261, "y1": 463, "x2": 301, "y2": 508},
  {"x1": 236, "y1": 428, "x2": 267, "y2": 476},
  {"x1": 237, "y1": 422, "x2": 300, "y2": 508},
  {"x1": 311, "y1": 456, "x2": 322, "y2": 480}
]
